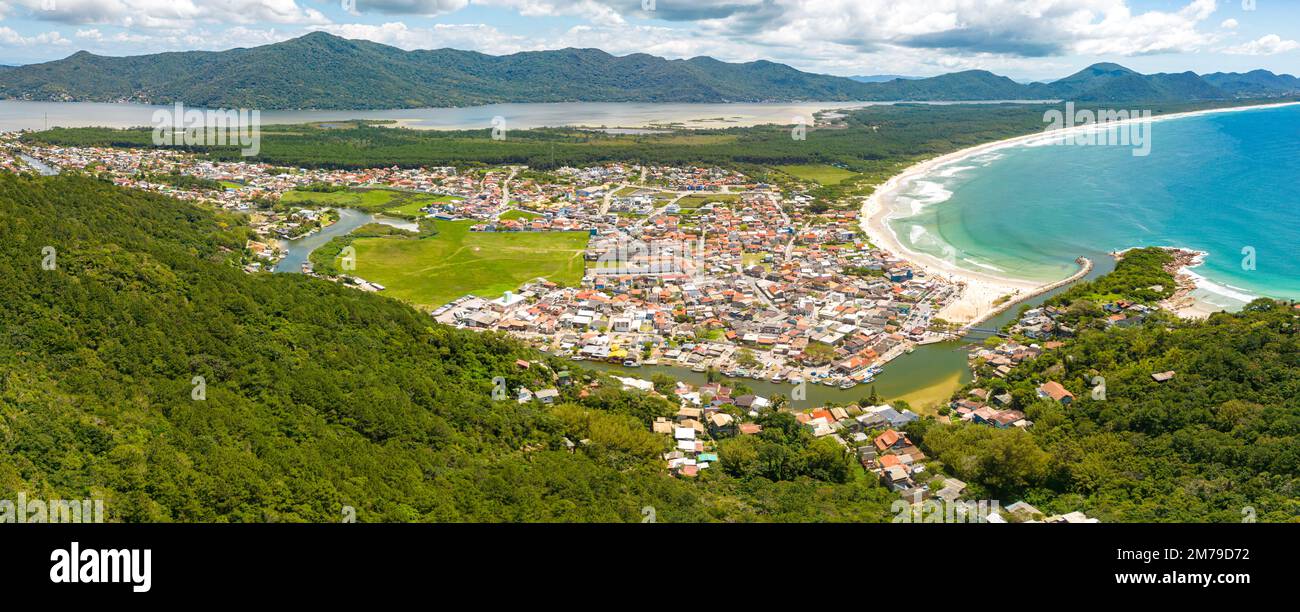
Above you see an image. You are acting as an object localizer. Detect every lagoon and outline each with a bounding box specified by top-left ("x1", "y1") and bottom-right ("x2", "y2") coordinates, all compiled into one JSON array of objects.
[
  {"x1": 0, "y1": 100, "x2": 870, "y2": 132},
  {"x1": 0, "y1": 99, "x2": 1056, "y2": 133}
]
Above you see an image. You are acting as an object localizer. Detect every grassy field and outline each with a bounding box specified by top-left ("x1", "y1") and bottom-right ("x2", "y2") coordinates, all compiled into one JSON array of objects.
[
  {"x1": 499, "y1": 208, "x2": 542, "y2": 221},
  {"x1": 346, "y1": 220, "x2": 589, "y2": 308},
  {"x1": 777, "y1": 164, "x2": 858, "y2": 185},
  {"x1": 280, "y1": 188, "x2": 450, "y2": 218}
]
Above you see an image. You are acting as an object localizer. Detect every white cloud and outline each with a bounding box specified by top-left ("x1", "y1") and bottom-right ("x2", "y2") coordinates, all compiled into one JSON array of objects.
[
  {"x1": 0, "y1": 0, "x2": 1276, "y2": 78},
  {"x1": 0, "y1": 26, "x2": 70, "y2": 46},
  {"x1": 1224, "y1": 34, "x2": 1300, "y2": 56},
  {"x1": 1220, "y1": 18, "x2": 1238, "y2": 29}
]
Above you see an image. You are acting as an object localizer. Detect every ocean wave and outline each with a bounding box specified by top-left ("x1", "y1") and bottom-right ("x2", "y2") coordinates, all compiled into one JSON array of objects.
[
  {"x1": 962, "y1": 257, "x2": 1006, "y2": 272},
  {"x1": 908, "y1": 224, "x2": 927, "y2": 245},
  {"x1": 906, "y1": 180, "x2": 953, "y2": 207},
  {"x1": 937, "y1": 165, "x2": 975, "y2": 178},
  {"x1": 1184, "y1": 268, "x2": 1257, "y2": 305},
  {"x1": 968, "y1": 152, "x2": 1005, "y2": 165}
]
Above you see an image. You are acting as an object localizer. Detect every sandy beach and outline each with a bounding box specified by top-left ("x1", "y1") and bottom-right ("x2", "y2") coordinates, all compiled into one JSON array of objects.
[{"x1": 860, "y1": 101, "x2": 1300, "y2": 324}]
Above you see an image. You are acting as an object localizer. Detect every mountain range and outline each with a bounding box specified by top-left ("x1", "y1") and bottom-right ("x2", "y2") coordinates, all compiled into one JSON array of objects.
[{"x1": 0, "y1": 32, "x2": 1297, "y2": 110}]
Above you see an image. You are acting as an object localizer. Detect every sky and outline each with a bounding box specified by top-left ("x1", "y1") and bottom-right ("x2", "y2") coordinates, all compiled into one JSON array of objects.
[{"x1": 0, "y1": 0, "x2": 1298, "y2": 81}]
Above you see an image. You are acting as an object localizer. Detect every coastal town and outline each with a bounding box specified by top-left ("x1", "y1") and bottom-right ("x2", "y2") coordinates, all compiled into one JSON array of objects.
[{"x1": 5, "y1": 131, "x2": 965, "y2": 391}]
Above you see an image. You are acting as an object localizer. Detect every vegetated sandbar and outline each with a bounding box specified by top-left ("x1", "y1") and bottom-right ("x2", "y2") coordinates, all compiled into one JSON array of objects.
[{"x1": 860, "y1": 101, "x2": 1300, "y2": 325}]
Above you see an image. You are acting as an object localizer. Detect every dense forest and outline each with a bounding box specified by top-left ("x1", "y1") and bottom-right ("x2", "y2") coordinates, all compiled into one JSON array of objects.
[
  {"x1": 0, "y1": 173, "x2": 898, "y2": 522},
  {"x1": 925, "y1": 249, "x2": 1300, "y2": 522}
]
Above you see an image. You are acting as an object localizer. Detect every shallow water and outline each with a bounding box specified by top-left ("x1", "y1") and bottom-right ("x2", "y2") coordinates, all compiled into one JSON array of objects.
[{"x1": 887, "y1": 104, "x2": 1300, "y2": 310}]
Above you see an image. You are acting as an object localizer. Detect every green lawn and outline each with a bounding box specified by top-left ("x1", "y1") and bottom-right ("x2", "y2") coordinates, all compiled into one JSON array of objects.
[
  {"x1": 280, "y1": 188, "x2": 452, "y2": 218},
  {"x1": 777, "y1": 164, "x2": 858, "y2": 185},
  {"x1": 499, "y1": 208, "x2": 542, "y2": 221},
  {"x1": 345, "y1": 220, "x2": 590, "y2": 309}
]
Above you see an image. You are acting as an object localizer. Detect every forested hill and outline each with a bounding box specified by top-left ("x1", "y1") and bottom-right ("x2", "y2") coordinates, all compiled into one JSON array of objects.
[
  {"x1": 917, "y1": 250, "x2": 1300, "y2": 522},
  {"x1": 0, "y1": 173, "x2": 896, "y2": 522},
  {"x1": 0, "y1": 32, "x2": 874, "y2": 109},
  {"x1": 2, "y1": 32, "x2": 1297, "y2": 109}
]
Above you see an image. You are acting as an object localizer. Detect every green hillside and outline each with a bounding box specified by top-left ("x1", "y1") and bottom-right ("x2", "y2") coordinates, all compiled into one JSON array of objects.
[{"x1": 0, "y1": 173, "x2": 896, "y2": 522}]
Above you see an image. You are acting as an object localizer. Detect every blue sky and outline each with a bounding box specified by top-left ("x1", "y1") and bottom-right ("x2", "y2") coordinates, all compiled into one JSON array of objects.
[{"x1": 1, "y1": 0, "x2": 1298, "y2": 80}]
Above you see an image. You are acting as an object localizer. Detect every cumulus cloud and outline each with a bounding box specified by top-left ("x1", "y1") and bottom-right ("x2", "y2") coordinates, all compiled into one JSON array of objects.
[
  {"x1": 0, "y1": 0, "x2": 1261, "y2": 77},
  {"x1": 1224, "y1": 34, "x2": 1300, "y2": 56},
  {"x1": 449, "y1": 0, "x2": 1226, "y2": 59},
  {"x1": 0, "y1": 26, "x2": 70, "y2": 46}
]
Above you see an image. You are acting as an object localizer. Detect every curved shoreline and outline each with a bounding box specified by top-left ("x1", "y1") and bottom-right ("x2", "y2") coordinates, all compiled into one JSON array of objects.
[{"x1": 860, "y1": 100, "x2": 1300, "y2": 325}]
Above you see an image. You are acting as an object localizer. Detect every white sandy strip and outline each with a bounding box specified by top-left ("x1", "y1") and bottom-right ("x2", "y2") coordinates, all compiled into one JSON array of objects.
[{"x1": 860, "y1": 101, "x2": 1300, "y2": 324}]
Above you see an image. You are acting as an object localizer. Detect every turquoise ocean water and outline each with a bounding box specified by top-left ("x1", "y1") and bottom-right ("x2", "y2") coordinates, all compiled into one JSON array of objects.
[{"x1": 887, "y1": 104, "x2": 1300, "y2": 311}]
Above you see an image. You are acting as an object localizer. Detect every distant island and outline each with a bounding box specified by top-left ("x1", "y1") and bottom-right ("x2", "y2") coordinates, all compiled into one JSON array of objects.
[{"x1": 1, "y1": 32, "x2": 1298, "y2": 110}]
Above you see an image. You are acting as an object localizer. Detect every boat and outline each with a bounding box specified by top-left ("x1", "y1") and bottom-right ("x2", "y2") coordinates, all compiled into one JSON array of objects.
[
  {"x1": 839, "y1": 381, "x2": 857, "y2": 390},
  {"x1": 622, "y1": 360, "x2": 640, "y2": 367},
  {"x1": 691, "y1": 364, "x2": 708, "y2": 373},
  {"x1": 770, "y1": 373, "x2": 785, "y2": 383},
  {"x1": 571, "y1": 355, "x2": 586, "y2": 361}
]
